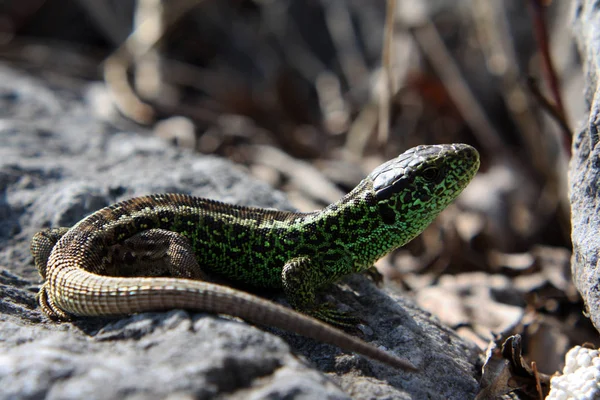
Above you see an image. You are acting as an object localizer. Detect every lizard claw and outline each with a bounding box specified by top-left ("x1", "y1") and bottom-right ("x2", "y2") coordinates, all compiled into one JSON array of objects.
[{"x1": 364, "y1": 266, "x2": 384, "y2": 286}]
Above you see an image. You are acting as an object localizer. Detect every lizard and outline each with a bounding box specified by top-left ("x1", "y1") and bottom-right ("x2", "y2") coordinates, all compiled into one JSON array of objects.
[{"x1": 30, "y1": 143, "x2": 480, "y2": 371}]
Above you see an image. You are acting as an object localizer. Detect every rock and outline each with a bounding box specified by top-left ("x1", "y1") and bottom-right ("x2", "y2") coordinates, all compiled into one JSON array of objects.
[
  {"x1": 546, "y1": 345, "x2": 600, "y2": 400},
  {"x1": 570, "y1": 0, "x2": 600, "y2": 334},
  {"x1": 0, "y1": 64, "x2": 480, "y2": 399}
]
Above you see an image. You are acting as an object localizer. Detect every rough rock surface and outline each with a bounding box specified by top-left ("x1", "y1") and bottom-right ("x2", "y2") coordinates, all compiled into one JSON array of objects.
[
  {"x1": 570, "y1": 1, "x2": 600, "y2": 334},
  {"x1": 0, "y1": 63, "x2": 481, "y2": 399}
]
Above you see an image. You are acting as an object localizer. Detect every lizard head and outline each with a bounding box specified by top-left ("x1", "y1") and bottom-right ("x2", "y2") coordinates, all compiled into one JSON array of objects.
[{"x1": 368, "y1": 143, "x2": 479, "y2": 243}]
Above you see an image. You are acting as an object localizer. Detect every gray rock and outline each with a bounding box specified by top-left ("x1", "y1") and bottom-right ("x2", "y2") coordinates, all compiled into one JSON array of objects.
[
  {"x1": 570, "y1": 1, "x2": 600, "y2": 334},
  {"x1": 0, "y1": 64, "x2": 481, "y2": 399}
]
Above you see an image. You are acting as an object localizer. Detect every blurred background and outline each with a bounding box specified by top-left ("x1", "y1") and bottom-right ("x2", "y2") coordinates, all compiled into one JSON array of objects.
[{"x1": 0, "y1": 0, "x2": 593, "y2": 389}]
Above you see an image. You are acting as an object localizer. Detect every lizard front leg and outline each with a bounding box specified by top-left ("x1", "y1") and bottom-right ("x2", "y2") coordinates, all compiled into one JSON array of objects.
[{"x1": 281, "y1": 256, "x2": 360, "y2": 328}]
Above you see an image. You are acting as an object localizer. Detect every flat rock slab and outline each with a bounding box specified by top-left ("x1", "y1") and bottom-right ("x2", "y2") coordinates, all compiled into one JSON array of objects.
[
  {"x1": 570, "y1": 1, "x2": 600, "y2": 334},
  {"x1": 0, "y1": 63, "x2": 481, "y2": 399}
]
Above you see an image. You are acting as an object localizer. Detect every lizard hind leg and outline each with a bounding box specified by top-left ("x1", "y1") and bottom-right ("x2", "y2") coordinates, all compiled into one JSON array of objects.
[
  {"x1": 33, "y1": 228, "x2": 207, "y2": 320},
  {"x1": 30, "y1": 227, "x2": 71, "y2": 279},
  {"x1": 281, "y1": 256, "x2": 361, "y2": 329},
  {"x1": 108, "y1": 228, "x2": 208, "y2": 280}
]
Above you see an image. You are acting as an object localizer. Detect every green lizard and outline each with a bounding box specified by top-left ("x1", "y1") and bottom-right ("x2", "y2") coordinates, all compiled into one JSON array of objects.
[{"x1": 31, "y1": 143, "x2": 479, "y2": 370}]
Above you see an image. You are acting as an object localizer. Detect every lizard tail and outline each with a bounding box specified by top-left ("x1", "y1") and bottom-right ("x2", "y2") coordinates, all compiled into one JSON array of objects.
[{"x1": 46, "y1": 267, "x2": 418, "y2": 371}]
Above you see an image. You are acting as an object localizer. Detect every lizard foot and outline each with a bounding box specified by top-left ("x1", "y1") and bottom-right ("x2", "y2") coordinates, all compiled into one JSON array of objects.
[
  {"x1": 310, "y1": 302, "x2": 363, "y2": 330},
  {"x1": 37, "y1": 283, "x2": 71, "y2": 321}
]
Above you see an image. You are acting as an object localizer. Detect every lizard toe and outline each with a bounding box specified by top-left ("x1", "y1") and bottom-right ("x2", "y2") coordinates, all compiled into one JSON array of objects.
[{"x1": 37, "y1": 283, "x2": 71, "y2": 321}]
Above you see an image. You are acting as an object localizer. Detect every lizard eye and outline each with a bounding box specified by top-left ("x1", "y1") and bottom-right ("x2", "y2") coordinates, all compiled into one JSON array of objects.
[{"x1": 422, "y1": 167, "x2": 441, "y2": 182}]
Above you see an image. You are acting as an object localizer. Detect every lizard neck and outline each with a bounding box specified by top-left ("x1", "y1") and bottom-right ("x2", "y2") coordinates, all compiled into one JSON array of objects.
[{"x1": 306, "y1": 179, "x2": 436, "y2": 271}]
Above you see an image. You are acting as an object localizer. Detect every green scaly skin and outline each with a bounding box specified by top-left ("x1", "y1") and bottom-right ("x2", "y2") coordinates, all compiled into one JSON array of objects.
[{"x1": 30, "y1": 144, "x2": 478, "y2": 369}]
